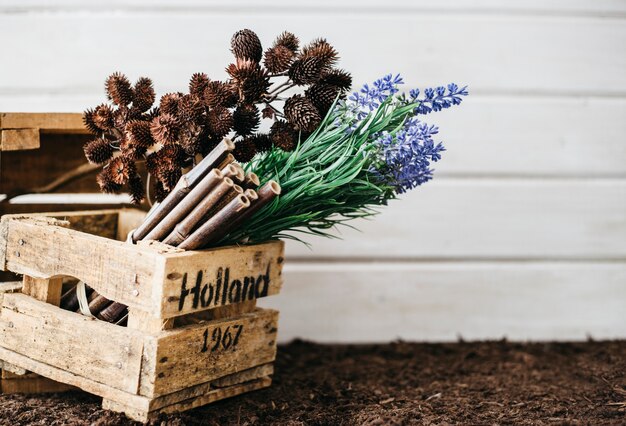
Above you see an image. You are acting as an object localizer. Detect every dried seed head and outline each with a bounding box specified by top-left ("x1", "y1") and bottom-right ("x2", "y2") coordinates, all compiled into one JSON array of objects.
[
  {"x1": 84, "y1": 138, "x2": 114, "y2": 164},
  {"x1": 154, "y1": 180, "x2": 168, "y2": 202},
  {"x1": 270, "y1": 120, "x2": 298, "y2": 152},
  {"x1": 132, "y1": 77, "x2": 155, "y2": 112},
  {"x1": 288, "y1": 57, "x2": 324, "y2": 85},
  {"x1": 318, "y1": 69, "x2": 352, "y2": 91},
  {"x1": 250, "y1": 132, "x2": 273, "y2": 153},
  {"x1": 300, "y1": 38, "x2": 338, "y2": 70},
  {"x1": 125, "y1": 120, "x2": 154, "y2": 149},
  {"x1": 159, "y1": 93, "x2": 182, "y2": 115},
  {"x1": 145, "y1": 106, "x2": 161, "y2": 121},
  {"x1": 150, "y1": 113, "x2": 180, "y2": 144},
  {"x1": 204, "y1": 80, "x2": 237, "y2": 109},
  {"x1": 274, "y1": 31, "x2": 299, "y2": 53},
  {"x1": 189, "y1": 72, "x2": 210, "y2": 98},
  {"x1": 231, "y1": 29, "x2": 263, "y2": 63},
  {"x1": 179, "y1": 122, "x2": 205, "y2": 156},
  {"x1": 92, "y1": 104, "x2": 115, "y2": 131},
  {"x1": 261, "y1": 105, "x2": 275, "y2": 119},
  {"x1": 226, "y1": 62, "x2": 270, "y2": 103},
  {"x1": 108, "y1": 156, "x2": 136, "y2": 185},
  {"x1": 264, "y1": 45, "x2": 295, "y2": 73},
  {"x1": 305, "y1": 83, "x2": 340, "y2": 116},
  {"x1": 284, "y1": 94, "x2": 322, "y2": 132},
  {"x1": 159, "y1": 166, "x2": 182, "y2": 192},
  {"x1": 128, "y1": 174, "x2": 145, "y2": 205},
  {"x1": 233, "y1": 137, "x2": 258, "y2": 163},
  {"x1": 83, "y1": 108, "x2": 100, "y2": 134},
  {"x1": 178, "y1": 94, "x2": 205, "y2": 123},
  {"x1": 97, "y1": 167, "x2": 122, "y2": 194},
  {"x1": 105, "y1": 72, "x2": 134, "y2": 106},
  {"x1": 207, "y1": 107, "x2": 234, "y2": 138},
  {"x1": 233, "y1": 104, "x2": 260, "y2": 136}
]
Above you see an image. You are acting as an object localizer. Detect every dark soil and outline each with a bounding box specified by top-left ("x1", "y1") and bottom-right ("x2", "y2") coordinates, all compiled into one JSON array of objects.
[{"x1": 0, "y1": 340, "x2": 624, "y2": 425}]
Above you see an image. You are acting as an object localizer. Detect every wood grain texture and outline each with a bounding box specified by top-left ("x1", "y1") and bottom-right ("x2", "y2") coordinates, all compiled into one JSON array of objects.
[
  {"x1": 285, "y1": 179, "x2": 626, "y2": 260},
  {"x1": 0, "y1": 129, "x2": 39, "y2": 151},
  {"x1": 146, "y1": 308, "x2": 278, "y2": 396},
  {"x1": 0, "y1": 293, "x2": 144, "y2": 394},
  {"x1": 260, "y1": 262, "x2": 626, "y2": 342},
  {"x1": 0, "y1": 112, "x2": 85, "y2": 132}
]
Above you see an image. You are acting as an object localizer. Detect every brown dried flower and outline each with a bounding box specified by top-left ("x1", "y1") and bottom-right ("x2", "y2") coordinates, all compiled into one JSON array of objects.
[
  {"x1": 270, "y1": 120, "x2": 298, "y2": 152},
  {"x1": 105, "y1": 72, "x2": 134, "y2": 106},
  {"x1": 108, "y1": 156, "x2": 136, "y2": 185},
  {"x1": 189, "y1": 72, "x2": 210, "y2": 98},
  {"x1": 133, "y1": 77, "x2": 155, "y2": 112},
  {"x1": 128, "y1": 174, "x2": 145, "y2": 205},
  {"x1": 150, "y1": 113, "x2": 180, "y2": 144},
  {"x1": 83, "y1": 108, "x2": 100, "y2": 134},
  {"x1": 207, "y1": 107, "x2": 234, "y2": 138},
  {"x1": 264, "y1": 45, "x2": 294, "y2": 73},
  {"x1": 288, "y1": 57, "x2": 324, "y2": 85},
  {"x1": 93, "y1": 104, "x2": 115, "y2": 131},
  {"x1": 233, "y1": 137, "x2": 258, "y2": 163},
  {"x1": 284, "y1": 94, "x2": 322, "y2": 131},
  {"x1": 96, "y1": 167, "x2": 122, "y2": 194},
  {"x1": 274, "y1": 31, "x2": 299, "y2": 53},
  {"x1": 231, "y1": 29, "x2": 263, "y2": 63},
  {"x1": 84, "y1": 138, "x2": 114, "y2": 164},
  {"x1": 305, "y1": 83, "x2": 340, "y2": 116},
  {"x1": 233, "y1": 104, "x2": 260, "y2": 136}
]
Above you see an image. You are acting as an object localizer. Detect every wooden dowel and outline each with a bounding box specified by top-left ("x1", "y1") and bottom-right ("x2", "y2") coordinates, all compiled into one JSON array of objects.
[
  {"x1": 216, "y1": 180, "x2": 281, "y2": 243},
  {"x1": 221, "y1": 163, "x2": 245, "y2": 183},
  {"x1": 132, "y1": 138, "x2": 235, "y2": 241},
  {"x1": 98, "y1": 302, "x2": 128, "y2": 323},
  {"x1": 243, "y1": 172, "x2": 260, "y2": 189},
  {"x1": 216, "y1": 153, "x2": 235, "y2": 170},
  {"x1": 143, "y1": 169, "x2": 224, "y2": 242},
  {"x1": 179, "y1": 195, "x2": 251, "y2": 250},
  {"x1": 163, "y1": 177, "x2": 235, "y2": 246},
  {"x1": 88, "y1": 294, "x2": 112, "y2": 316},
  {"x1": 244, "y1": 188, "x2": 259, "y2": 202}
]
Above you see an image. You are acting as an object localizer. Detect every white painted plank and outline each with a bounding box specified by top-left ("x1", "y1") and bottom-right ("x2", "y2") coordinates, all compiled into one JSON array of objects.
[
  {"x1": 1, "y1": 95, "x2": 624, "y2": 178},
  {"x1": 260, "y1": 261, "x2": 626, "y2": 342},
  {"x1": 2, "y1": 0, "x2": 625, "y2": 15},
  {"x1": 284, "y1": 179, "x2": 626, "y2": 260},
  {"x1": 0, "y1": 13, "x2": 624, "y2": 96}
]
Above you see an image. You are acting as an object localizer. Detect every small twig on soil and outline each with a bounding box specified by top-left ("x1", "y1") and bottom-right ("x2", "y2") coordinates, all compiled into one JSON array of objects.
[{"x1": 425, "y1": 392, "x2": 442, "y2": 402}]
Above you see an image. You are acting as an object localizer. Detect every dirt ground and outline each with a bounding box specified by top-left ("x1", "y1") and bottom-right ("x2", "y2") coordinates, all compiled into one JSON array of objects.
[{"x1": 0, "y1": 340, "x2": 624, "y2": 425}]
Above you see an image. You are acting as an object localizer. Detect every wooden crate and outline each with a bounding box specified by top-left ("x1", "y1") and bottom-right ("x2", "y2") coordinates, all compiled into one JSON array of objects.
[{"x1": 0, "y1": 209, "x2": 284, "y2": 422}]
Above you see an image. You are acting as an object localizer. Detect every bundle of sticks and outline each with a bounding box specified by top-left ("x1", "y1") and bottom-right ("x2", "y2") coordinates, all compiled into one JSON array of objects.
[{"x1": 59, "y1": 138, "x2": 281, "y2": 323}]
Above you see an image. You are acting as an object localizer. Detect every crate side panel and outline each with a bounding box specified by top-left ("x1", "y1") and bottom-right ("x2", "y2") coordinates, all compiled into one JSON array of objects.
[
  {"x1": 148, "y1": 308, "x2": 278, "y2": 396},
  {"x1": 160, "y1": 241, "x2": 284, "y2": 318},
  {"x1": 0, "y1": 293, "x2": 144, "y2": 394},
  {"x1": 3, "y1": 218, "x2": 162, "y2": 314}
]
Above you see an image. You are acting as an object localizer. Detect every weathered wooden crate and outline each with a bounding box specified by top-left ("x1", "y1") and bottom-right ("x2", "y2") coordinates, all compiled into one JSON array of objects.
[{"x1": 0, "y1": 209, "x2": 284, "y2": 422}]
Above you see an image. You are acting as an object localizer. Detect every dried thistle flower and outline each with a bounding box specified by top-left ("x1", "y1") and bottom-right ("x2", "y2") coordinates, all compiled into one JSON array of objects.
[
  {"x1": 226, "y1": 62, "x2": 270, "y2": 103},
  {"x1": 96, "y1": 167, "x2": 122, "y2": 194},
  {"x1": 83, "y1": 108, "x2": 100, "y2": 134},
  {"x1": 108, "y1": 156, "x2": 136, "y2": 185},
  {"x1": 264, "y1": 45, "x2": 294, "y2": 73},
  {"x1": 189, "y1": 72, "x2": 210, "y2": 98},
  {"x1": 270, "y1": 120, "x2": 298, "y2": 152},
  {"x1": 178, "y1": 94, "x2": 205, "y2": 123},
  {"x1": 150, "y1": 113, "x2": 180, "y2": 144},
  {"x1": 133, "y1": 77, "x2": 155, "y2": 112},
  {"x1": 154, "y1": 180, "x2": 168, "y2": 202},
  {"x1": 204, "y1": 81, "x2": 236, "y2": 108},
  {"x1": 208, "y1": 107, "x2": 234, "y2": 138},
  {"x1": 179, "y1": 122, "x2": 204, "y2": 155},
  {"x1": 233, "y1": 137, "x2": 258, "y2": 162},
  {"x1": 84, "y1": 138, "x2": 114, "y2": 164},
  {"x1": 93, "y1": 104, "x2": 115, "y2": 131},
  {"x1": 105, "y1": 72, "x2": 134, "y2": 106},
  {"x1": 288, "y1": 57, "x2": 324, "y2": 85},
  {"x1": 126, "y1": 120, "x2": 154, "y2": 149},
  {"x1": 128, "y1": 174, "x2": 145, "y2": 205},
  {"x1": 300, "y1": 38, "x2": 338, "y2": 70},
  {"x1": 284, "y1": 94, "x2": 322, "y2": 131},
  {"x1": 274, "y1": 31, "x2": 299, "y2": 53},
  {"x1": 233, "y1": 104, "x2": 260, "y2": 136},
  {"x1": 305, "y1": 83, "x2": 340, "y2": 116},
  {"x1": 159, "y1": 93, "x2": 181, "y2": 115},
  {"x1": 231, "y1": 29, "x2": 263, "y2": 63},
  {"x1": 318, "y1": 69, "x2": 352, "y2": 90},
  {"x1": 251, "y1": 133, "x2": 273, "y2": 153}
]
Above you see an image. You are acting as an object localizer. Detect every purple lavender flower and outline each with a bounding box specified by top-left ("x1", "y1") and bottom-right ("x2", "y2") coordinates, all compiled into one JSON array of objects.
[
  {"x1": 410, "y1": 83, "x2": 468, "y2": 114},
  {"x1": 338, "y1": 74, "x2": 404, "y2": 123},
  {"x1": 372, "y1": 117, "x2": 445, "y2": 193}
]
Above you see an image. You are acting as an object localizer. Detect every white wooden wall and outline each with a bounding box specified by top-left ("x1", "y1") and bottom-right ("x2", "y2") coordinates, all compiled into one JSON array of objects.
[{"x1": 1, "y1": 0, "x2": 625, "y2": 342}]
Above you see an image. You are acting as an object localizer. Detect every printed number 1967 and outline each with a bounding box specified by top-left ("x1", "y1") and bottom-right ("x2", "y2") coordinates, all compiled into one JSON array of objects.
[{"x1": 201, "y1": 324, "x2": 244, "y2": 353}]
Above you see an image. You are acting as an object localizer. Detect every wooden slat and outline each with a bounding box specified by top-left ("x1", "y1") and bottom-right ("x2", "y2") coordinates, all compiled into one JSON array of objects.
[
  {"x1": 144, "y1": 308, "x2": 278, "y2": 396},
  {"x1": 285, "y1": 179, "x2": 626, "y2": 260},
  {"x1": 259, "y1": 261, "x2": 626, "y2": 342},
  {"x1": 159, "y1": 241, "x2": 284, "y2": 318},
  {"x1": 0, "y1": 13, "x2": 623, "y2": 96},
  {"x1": 0, "y1": 112, "x2": 85, "y2": 133},
  {"x1": 0, "y1": 129, "x2": 39, "y2": 151},
  {"x1": 0, "y1": 293, "x2": 144, "y2": 394}
]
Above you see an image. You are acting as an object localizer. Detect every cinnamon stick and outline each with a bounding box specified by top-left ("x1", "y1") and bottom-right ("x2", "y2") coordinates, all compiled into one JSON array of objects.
[
  {"x1": 143, "y1": 168, "x2": 224, "y2": 242},
  {"x1": 217, "y1": 153, "x2": 235, "y2": 170},
  {"x1": 98, "y1": 302, "x2": 128, "y2": 323},
  {"x1": 163, "y1": 177, "x2": 236, "y2": 246},
  {"x1": 179, "y1": 194, "x2": 251, "y2": 250},
  {"x1": 132, "y1": 138, "x2": 235, "y2": 241},
  {"x1": 88, "y1": 294, "x2": 112, "y2": 316},
  {"x1": 60, "y1": 284, "x2": 79, "y2": 312}
]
